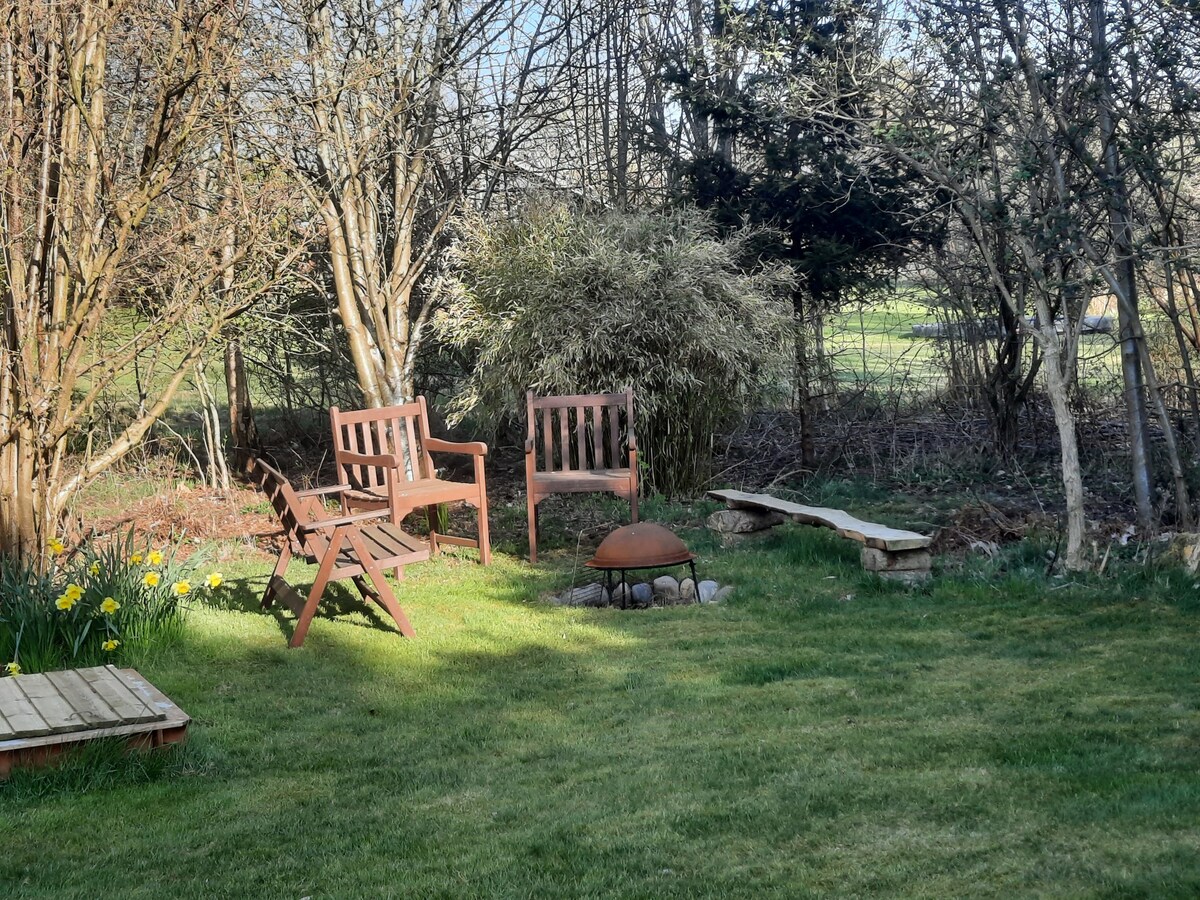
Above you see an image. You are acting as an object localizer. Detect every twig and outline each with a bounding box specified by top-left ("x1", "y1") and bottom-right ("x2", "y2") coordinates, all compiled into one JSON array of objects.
[{"x1": 1045, "y1": 527, "x2": 1063, "y2": 577}]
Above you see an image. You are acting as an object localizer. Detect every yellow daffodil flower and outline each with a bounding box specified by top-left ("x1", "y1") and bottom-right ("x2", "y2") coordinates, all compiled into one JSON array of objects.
[
  {"x1": 64, "y1": 583, "x2": 83, "y2": 601},
  {"x1": 207, "y1": 572, "x2": 223, "y2": 589},
  {"x1": 147, "y1": 549, "x2": 164, "y2": 566},
  {"x1": 130, "y1": 553, "x2": 144, "y2": 565},
  {"x1": 100, "y1": 597, "x2": 120, "y2": 615},
  {"x1": 47, "y1": 537, "x2": 65, "y2": 556},
  {"x1": 143, "y1": 571, "x2": 161, "y2": 588},
  {"x1": 102, "y1": 639, "x2": 120, "y2": 652},
  {"x1": 4, "y1": 661, "x2": 20, "y2": 676},
  {"x1": 172, "y1": 580, "x2": 191, "y2": 597},
  {"x1": 89, "y1": 561, "x2": 101, "y2": 576},
  {"x1": 56, "y1": 594, "x2": 77, "y2": 611}
]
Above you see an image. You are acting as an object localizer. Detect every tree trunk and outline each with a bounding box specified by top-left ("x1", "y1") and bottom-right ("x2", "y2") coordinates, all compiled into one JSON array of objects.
[
  {"x1": 195, "y1": 360, "x2": 231, "y2": 490},
  {"x1": 1041, "y1": 329, "x2": 1088, "y2": 570},
  {"x1": 1091, "y1": 0, "x2": 1154, "y2": 531},
  {"x1": 794, "y1": 308, "x2": 817, "y2": 470},
  {"x1": 224, "y1": 336, "x2": 260, "y2": 475}
]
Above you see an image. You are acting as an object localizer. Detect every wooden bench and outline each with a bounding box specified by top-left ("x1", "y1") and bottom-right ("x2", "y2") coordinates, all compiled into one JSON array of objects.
[
  {"x1": 331, "y1": 397, "x2": 491, "y2": 565},
  {"x1": 253, "y1": 457, "x2": 431, "y2": 647},
  {"x1": 707, "y1": 489, "x2": 933, "y2": 582},
  {"x1": 525, "y1": 389, "x2": 638, "y2": 563}
]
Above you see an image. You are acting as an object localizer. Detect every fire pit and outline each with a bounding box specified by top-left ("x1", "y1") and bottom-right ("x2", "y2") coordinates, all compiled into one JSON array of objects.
[{"x1": 585, "y1": 523, "x2": 698, "y2": 609}]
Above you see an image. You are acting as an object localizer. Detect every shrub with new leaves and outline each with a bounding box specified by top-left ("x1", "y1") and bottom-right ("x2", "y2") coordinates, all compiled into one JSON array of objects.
[{"x1": 438, "y1": 201, "x2": 793, "y2": 495}]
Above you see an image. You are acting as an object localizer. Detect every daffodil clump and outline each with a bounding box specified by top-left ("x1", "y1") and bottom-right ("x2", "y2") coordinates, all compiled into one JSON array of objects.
[{"x1": 1, "y1": 529, "x2": 224, "y2": 676}]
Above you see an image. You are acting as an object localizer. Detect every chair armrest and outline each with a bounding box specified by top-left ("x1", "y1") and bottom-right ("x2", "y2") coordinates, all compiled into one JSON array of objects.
[
  {"x1": 524, "y1": 438, "x2": 534, "y2": 454},
  {"x1": 298, "y1": 508, "x2": 391, "y2": 533},
  {"x1": 337, "y1": 451, "x2": 402, "y2": 468},
  {"x1": 628, "y1": 435, "x2": 638, "y2": 452},
  {"x1": 295, "y1": 483, "x2": 352, "y2": 499},
  {"x1": 425, "y1": 437, "x2": 488, "y2": 457}
]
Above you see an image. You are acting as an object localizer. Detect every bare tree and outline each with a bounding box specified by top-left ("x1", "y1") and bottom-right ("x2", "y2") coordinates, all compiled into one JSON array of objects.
[
  {"x1": 874, "y1": 0, "x2": 1200, "y2": 563},
  {"x1": 250, "y1": 0, "x2": 579, "y2": 407},
  {"x1": 0, "y1": 0, "x2": 305, "y2": 559}
]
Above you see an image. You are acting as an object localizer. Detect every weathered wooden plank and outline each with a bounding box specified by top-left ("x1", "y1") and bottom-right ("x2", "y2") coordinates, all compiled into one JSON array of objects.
[
  {"x1": 79, "y1": 666, "x2": 161, "y2": 724},
  {"x1": 533, "y1": 469, "x2": 633, "y2": 493},
  {"x1": 707, "y1": 489, "x2": 932, "y2": 551},
  {"x1": 0, "y1": 678, "x2": 52, "y2": 738},
  {"x1": 13, "y1": 675, "x2": 84, "y2": 733},
  {"x1": 530, "y1": 392, "x2": 623, "y2": 409},
  {"x1": 1, "y1": 668, "x2": 191, "y2": 777},
  {"x1": 44, "y1": 669, "x2": 122, "y2": 728}
]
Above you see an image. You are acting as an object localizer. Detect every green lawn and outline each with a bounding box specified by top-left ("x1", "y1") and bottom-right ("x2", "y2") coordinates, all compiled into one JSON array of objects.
[
  {"x1": 824, "y1": 295, "x2": 1126, "y2": 398},
  {"x1": 3, "y1": 517, "x2": 1199, "y2": 897}
]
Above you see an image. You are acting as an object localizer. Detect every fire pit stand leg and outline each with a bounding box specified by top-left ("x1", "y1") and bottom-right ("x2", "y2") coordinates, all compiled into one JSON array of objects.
[{"x1": 688, "y1": 560, "x2": 697, "y2": 586}]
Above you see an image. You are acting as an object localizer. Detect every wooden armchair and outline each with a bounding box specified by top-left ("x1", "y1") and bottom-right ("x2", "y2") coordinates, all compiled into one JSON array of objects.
[
  {"x1": 252, "y1": 457, "x2": 430, "y2": 648},
  {"x1": 330, "y1": 397, "x2": 491, "y2": 565},
  {"x1": 525, "y1": 388, "x2": 638, "y2": 563}
]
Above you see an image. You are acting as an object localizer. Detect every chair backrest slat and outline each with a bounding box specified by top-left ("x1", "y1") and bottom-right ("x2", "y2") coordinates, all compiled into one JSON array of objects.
[
  {"x1": 590, "y1": 403, "x2": 603, "y2": 469},
  {"x1": 253, "y1": 457, "x2": 320, "y2": 559},
  {"x1": 574, "y1": 406, "x2": 586, "y2": 471},
  {"x1": 607, "y1": 404, "x2": 619, "y2": 469},
  {"x1": 541, "y1": 407, "x2": 553, "y2": 472},
  {"x1": 558, "y1": 406, "x2": 571, "y2": 471},
  {"x1": 404, "y1": 414, "x2": 421, "y2": 480}
]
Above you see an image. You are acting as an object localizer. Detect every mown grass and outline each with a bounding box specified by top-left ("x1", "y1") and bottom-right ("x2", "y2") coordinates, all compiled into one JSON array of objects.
[{"x1": 2, "y1": 514, "x2": 1198, "y2": 898}]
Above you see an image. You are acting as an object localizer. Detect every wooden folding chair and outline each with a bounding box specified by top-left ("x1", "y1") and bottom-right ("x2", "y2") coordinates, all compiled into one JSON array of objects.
[{"x1": 252, "y1": 456, "x2": 430, "y2": 648}]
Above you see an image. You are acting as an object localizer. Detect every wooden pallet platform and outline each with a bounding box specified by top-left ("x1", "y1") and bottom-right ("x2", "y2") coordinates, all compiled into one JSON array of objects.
[{"x1": 0, "y1": 665, "x2": 190, "y2": 778}]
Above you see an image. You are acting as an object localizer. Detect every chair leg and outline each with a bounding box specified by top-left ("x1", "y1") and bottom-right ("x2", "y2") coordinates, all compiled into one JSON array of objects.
[
  {"x1": 262, "y1": 545, "x2": 293, "y2": 609},
  {"x1": 527, "y1": 495, "x2": 538, "y2": 564},
  {"x1": 426, "y1": 504, "x2": 440, "y2": 557},
  {"x1": 477, "y1": 492, "x2": 491, "y2": 566},
  {"x1": 290, "y1": 528, "x2": 343, "y2": 648},
  {"x1": 630, "y1": 484, "x2": 639, "y2": 523},
  {"x1": 349, "y1": 532, "x2": 416, "y2": 639}
]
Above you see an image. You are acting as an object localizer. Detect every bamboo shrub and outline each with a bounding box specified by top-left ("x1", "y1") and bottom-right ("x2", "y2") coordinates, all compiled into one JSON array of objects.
[{"x1": 438, "y1": 201, "x2": 793, "y2": 496}]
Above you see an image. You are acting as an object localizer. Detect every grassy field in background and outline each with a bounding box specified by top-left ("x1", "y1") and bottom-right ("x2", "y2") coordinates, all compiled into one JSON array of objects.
[
  {"x1": 825, "y1": 296, "x2": 1125, "y2": 398},
  {"x1": 3, "y1": 502, "x2": 1198, "y2": 898}
]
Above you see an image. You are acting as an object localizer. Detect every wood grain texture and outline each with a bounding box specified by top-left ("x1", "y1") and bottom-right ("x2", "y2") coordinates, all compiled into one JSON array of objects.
[{"x1": 707, "y1": 489, "x2": 932, "y2": 551}]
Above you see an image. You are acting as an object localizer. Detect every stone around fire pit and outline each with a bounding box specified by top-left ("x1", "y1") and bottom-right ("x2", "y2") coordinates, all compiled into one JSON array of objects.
[
  {"x1": 653, "y1": 576, "x2": 681, "y2": 605},
  {"x1": 551, "y1": 577, "x2": 731, "y2": 609}
]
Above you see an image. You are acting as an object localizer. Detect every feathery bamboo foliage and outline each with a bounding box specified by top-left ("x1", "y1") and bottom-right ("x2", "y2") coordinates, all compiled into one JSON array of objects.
[{"x1": 439, "y1": 201, "x2": 792, "y2": 495}]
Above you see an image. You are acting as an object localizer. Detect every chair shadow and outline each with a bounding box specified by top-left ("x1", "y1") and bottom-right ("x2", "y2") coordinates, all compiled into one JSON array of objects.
[{"x1": 215, "y1": 574, "x2": 402, "y2": 644}]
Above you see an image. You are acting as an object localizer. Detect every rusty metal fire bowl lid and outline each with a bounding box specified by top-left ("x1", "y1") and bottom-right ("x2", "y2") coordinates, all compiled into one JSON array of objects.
[{"x1": 585, "y1": 523, "x2": 696, "y2": 570}]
